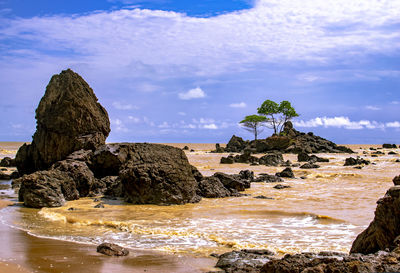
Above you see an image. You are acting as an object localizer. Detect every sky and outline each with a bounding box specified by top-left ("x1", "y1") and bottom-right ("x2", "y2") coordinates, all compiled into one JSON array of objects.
[{"x1": 0, "y1": 0, "x2": 399, "y2": 144}]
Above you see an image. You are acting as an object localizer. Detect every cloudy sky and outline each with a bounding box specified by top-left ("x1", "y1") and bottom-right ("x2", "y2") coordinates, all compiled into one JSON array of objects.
[{"x1": 0, "y1": 0, "x2": 399, "y2": 144}]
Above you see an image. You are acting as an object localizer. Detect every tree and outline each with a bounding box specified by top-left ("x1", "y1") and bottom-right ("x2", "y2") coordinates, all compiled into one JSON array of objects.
[
  {"x1": 257, "y1": 99, "x2": 299, "y2": 135},
  {"x1": 257, "y1": 100, "x2": 280, "y2": 135},
  {"x1": 239, "y1": 115, "x2": 267, "y2": 140}
]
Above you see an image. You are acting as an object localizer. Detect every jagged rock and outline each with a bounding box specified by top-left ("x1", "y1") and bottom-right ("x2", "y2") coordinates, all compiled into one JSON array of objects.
[
  {"x1": 383, "y1": 144, "x2": 397, "y2": 148},
  {"x1": 15, "y1": 69, "x2": 110, "y2": 175},
  {"x1": 51, "y1": 159, "x2": 97, "y2": 197},
  {"x1": 0, "y1": 157, "x2": 16, "y2": 167},
  {"x1": 220, "y1": 151, "x2": 258, "y2": 164},
  {"x1": 17, "y1": 170, "x2": 79, "y2": 208},
  {"x1": 260, "y1": 251, "x2": 400, "y2": 273},
  {"x1": 213, "y1": 172, "x2": 250, "y2": 192},
  {"x1": 238, "y1": 170, "x2": 254, "y2": 181},
  {"x1": 394, "y1": 176, "x2": 400, "y2": 186},
  {"x1": 220, "y1": 156, "x2": 234, "y2": 164},
  {"x1": 99, "y1": 176, "x2": 124, "y2": 198},
  {"x1": 300, "y1": 163, "x2": 320, "y2": 169},
  {"x1": 351, "y1": 186, "x2": 400, "y2": 254},
  {"x1": 255, "y1": 136, "x2": 292, "y2": 153},
  {"x1": 96, "y1": 243, "x2": 129, "y2": 256},
  {"x1": 225, "y1": 135, "x2": 248, "y2": 153},
  {"x1": 197, "y1": 177, "x2": 231, "y2": 198},
  {"x1": 66, "y1": 149, "x2": 93, "y2": 162},
  {"x1": 297, "y1": 152, "x2": 310, "y2": 162},
  {"x1": 273, "y1": 184, "x2": 291, "y2": 189},
  {"x1": 215, "y1": 249, "x2": 274, "y2": 273},
  {"x1": 253, "y1": 174, "x2": 283, "y2": 183},
  {"x1": 344, "y1": 157, "x2": 370, "y2": 166},
  {"x1": 275, "y1": 168, "x2": 294, "y2": 178},
  {"x1": 90, "y1": 143, "x2": 131, "y2": 178},
  {"x1": 259, "y1": 153, "x2": 284, "y2": 166},
  {"x1": 119, "y1": 143, "x2": 200, "y2": 205}
]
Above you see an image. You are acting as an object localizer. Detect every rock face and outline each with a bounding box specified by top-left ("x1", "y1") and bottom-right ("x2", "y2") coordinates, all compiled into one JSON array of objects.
[
  {"x1": 119, "y1": 143, "x2": 200, "y2": 205},
  {"x1": 350, "y1": 186, "x2": 400, "y2": 254},
  {"x1": 15, "y1": 69, "x2": 110, "y2": 175},
  {"x1": 96, "y1": 243, "x2": 129, "y2": 256}
]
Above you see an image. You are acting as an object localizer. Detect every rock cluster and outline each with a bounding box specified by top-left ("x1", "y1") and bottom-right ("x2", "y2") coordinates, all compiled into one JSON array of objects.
[
  {"x1": 382, "y1": 143, "x2": 397, "y2": 148},
  {"x1": 344, "y1": 157, "x2": 370, "y2": 166}
]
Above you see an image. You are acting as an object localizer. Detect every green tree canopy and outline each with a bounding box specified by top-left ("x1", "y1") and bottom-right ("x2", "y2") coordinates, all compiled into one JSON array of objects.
[
  {"x1": 239, "y1": 115, "x2": 267, "y2": 140},
  {"x1": 257, "y1": 99, "x2": 299, "y2": 135}
]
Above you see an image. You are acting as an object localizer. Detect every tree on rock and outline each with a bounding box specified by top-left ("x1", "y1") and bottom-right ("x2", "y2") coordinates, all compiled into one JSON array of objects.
[
  {"x1": 257, "y1": 100, "x2": 298, "y2": 135},
  {"x1": 239, "y1": 115, "x2": 267, "y2": 140}
]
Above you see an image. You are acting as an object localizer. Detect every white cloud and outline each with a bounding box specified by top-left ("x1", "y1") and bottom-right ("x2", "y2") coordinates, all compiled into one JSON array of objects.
[
  {"x1": 386, "y1": 121, "x2": 400, "y2": 128},
  {"x1": 202, "y1": 123, "x2": 218, "y2": 130},
  {"x1": 178, "y1": 87, "x2": 206, "y2": 100},
  {"x1": 365, "y1": 105, "x2": 381, "y2": 111},
  {"x1": 111, "y1": 118, "x2": 129, "y2": 132},
  {"x1": 229, "y1": 102, "x2": 247, "y2": 108},
  {"x1": 294, "y1": 116, "x2": 388, "y2": 130},
  {"x1": 112, "y1": 101, "x2": 138, "y2": 110},
  {"x1": 128, "y1": 116, "x2": 141, "y2": 123},
  {"x1": 158, "y1": 121, "x2": 170, "y2": 128}
]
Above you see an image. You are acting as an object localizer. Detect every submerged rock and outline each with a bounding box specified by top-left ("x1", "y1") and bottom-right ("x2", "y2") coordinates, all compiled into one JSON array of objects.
[
  {"x1": 15, "y1": 69, "x2": 110, "y2": 175},
  {"x1": 275, "y1": 167, "x2": 294, "y2": 178},
  {"x1": 96, "y1": 243, "x2": 129, "y2": 256},
  {"x1": 344, "y1": 157, "x2": 370, "y2": 166}
]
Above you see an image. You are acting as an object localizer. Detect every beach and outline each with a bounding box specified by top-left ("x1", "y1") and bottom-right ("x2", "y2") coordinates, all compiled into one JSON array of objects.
[{"x1": 0, "y1": 142, "x2": 399, "y2": 272}]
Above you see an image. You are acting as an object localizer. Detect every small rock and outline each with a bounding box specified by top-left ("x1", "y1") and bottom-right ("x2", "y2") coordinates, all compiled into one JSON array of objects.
[
  {"x1": 388, "y1": 151, "x2": 397, "y2": 155},
  {"x1": 300, "y1": 163, "x2": 320, "y2": 169},
  {"x1": 182, "y1": 145, "x2": 189, "y2": 150},
  {"x1": 68, "y1": 207, "x2": 77, "y2": 211},
  {"x1": 96, "y1": 243, "x2": 129, "y2": 256},
  {"x1": 273, "y1": 184, "x2": 291, "y2": 189},
  {"x1": 275, "y1": 167, "x2": 294, "y2": 178},
  {"x1": 94, "y1": 202, "x2": 105, "y2": 208},
  {"x1": 254, "y1": 195, "x2": 274, "y2": 200}
]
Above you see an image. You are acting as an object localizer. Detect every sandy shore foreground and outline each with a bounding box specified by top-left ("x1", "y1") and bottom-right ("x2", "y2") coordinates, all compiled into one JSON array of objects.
[{"x1": 0, "y1": 200, "x2": 216, "y2": 273}]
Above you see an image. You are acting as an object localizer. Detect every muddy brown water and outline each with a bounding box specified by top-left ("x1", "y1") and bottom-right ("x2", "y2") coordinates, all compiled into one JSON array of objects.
[{"x1": 0, "y1": 142, "x2": 399, "y2": 272}]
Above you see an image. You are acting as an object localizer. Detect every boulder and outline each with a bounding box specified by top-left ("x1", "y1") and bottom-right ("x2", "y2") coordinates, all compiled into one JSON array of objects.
[
  {"x1": 17, "y1": 170, "x2": 79, "y2": 208},
  {"x1": 253, "y1": 174, "x2": 283, "y2": 183},
  {"x1": 220, "y1": 156, "x2": 235, "y2": 164},
  {"x1": 300, "y1": 163, "x2": 320, "y2": 169},
  {"x1": 238, "y1": 170, "x2": 254, "y2": 181},
  {"x1": 215, "y1": 249, "x2": 274, "y2": 273},
  {"x1": 344, "y1": 157, "x2": 370, "y2": 166},
  {"x1": 225, "y1": 135, "x2": 248, "y2": 153},
  {"x1": 212, "y1": 143, "x2": 225, "y2": 153},
  {"x1": 383, "y1": 144, "x2": 397, "y2": 149},
  {"x1": 350, "y1": 186, "x2": 400, "y2": 254},
  {"x1": 297, "y1": 152, "x2": 310, "y2": 162},
  {"x1": 275, "y1": 168, "x2": 294, "y2": 178},
  {"x1": 259, "y1": 153, "x2": 284, "y2": 166},
  {"x1": 0, "y1": 157, "x2": 16, "y2": 167},
  {"x1": 119, "y1": 143, "x2": 200, "y2": 205},
  {"x1": 15, "y1": 69, "x2": 110, "y2": 175},
  {"x1": 213, "y1": 172, "x2": 250, "y2": 192},
  {"x1": 197, "y1": 177, "x2": 231, "y2": 198},
  {"x1": 90, "y1": 143, "x2": 131, "y2": 178},
  {"x1": 96, "y1": 243, "x2": 129, "y2": 256}
]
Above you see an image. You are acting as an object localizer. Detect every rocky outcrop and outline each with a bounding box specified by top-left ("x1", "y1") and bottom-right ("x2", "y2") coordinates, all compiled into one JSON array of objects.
[
  {"x1": 383, "y1": 144, "x2": 397, "y2": 148},
  {"x1": 214, "y1": 249, "x2": 274, "y2": 273},
  {"x1": 119, "y1": 143, "x2": 200, "y2": 205},
  {"x1": 224, "y1": 135, "x2": 248, "y2": 153},
  {"x1": 260, "y1": 251, "x2": 400, "y2": 273},
  {"x1": 96, "y1": 243, "x2": 129, "y2": 256},
  {"x1": 255, "y1": 136, "x2": 292, "y2": 153},
  {"x1": 220, "y1": 150, "x2": 259, "y2": 165},
  {"x1": 350, "y1": 186, "x2": 400, "y2": 254},
  {"x1": 15, "y1": 69, "x2": 110, "y2": 175},
  {"x1": 0, "y1": 157, "x2": 16, "y2": 167},
  {"x1": 344, "y1": 157, "x2": 370, "y2": 166}
]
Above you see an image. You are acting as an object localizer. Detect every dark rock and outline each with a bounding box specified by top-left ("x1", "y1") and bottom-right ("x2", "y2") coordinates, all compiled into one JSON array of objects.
[
  {"x1": 213, "y1": 172, "x2": 250, "y2": 192},
  {"x1": 190, "y1": 149, "x2": 195, "y2": 152},
  {"x1": 300, "y1": 176, "x2": 306, "y2": 179},
  {"x1": 215, "y1": 249, "x2": 274, "y2": 273},
  {"x1": 260, "y1": 251, "x2": 400, "y2": 273},
  {"x1": 0, "y1": 171, "x2": 11, "y2": 180},
  {"x1": 396, "y1": 159, "x2": 400, "y2": 163},
  {"x1": 119, "y1": 143, "x2": 200, "y2": 205},
  {"x1": 0, "y1": 157, "x2": 16, "y2": 167},
  {"x1": 383, "y1": 144, "x2": 397, "y2": 149},
  {"x1": 17, "y1": 170, "x2": 78, "y2": 208},
  {"x1": 238, "y1": 170, "x2": 254, "y2": 181},
  {"x1": 255, "y1": 136, "x2": 292, "y2": 153},
  {"x1": 220, "y1": 156, "x2": 234, "y2": 164},
  {"x1": 388, "y1": 151, "x2": 397, "y2": 155},
  {"x1": 197, "y1": 177, "x2": 231, "y2": 198},
  {"x1": 15, "y1": 69, "x2": 110, "y2": 175},
  {"x1": 394, "y1": 176, "x2": 400, "y2": 186},
  {"x1": 253, "y1": 174, "x2": 283, "y2": 183},
  {"x1": 66, "y1": 149, "x2": 93, "y2": 162},
  {"x1": 273, "y1": 184, "x2": 291, "y2": 189},
  {"x1": 183, "y1": 145, "x2": 189, "y2": 150},
  {"x1": 259, "y1": 153, "x2": 284, "y2": 166},
  {"x1": 67, "y1": 207, "x2": 77, "y2": 211},
  {"x1": 212, "y1": 143, "x2": 225, "y2": 153},
  {"x1": 10, "y1": 171, "x2": 20, "y2": 179},
  {"x1": 94, "y1": 202, "x2": 104, "y2": 208},
  {"x1": 191, "y1": 166, "x2": 203, "y2": 183},
  {"x1": 96, "y1": 243, "x2": 129, "y2": 256},
  {"x1": 254, "y1": 195, "x2": 274, "y2": 200},
  {"x1": 300, "y1": 163, "x2": 320, "y2": 169},
  {"x1": 351, "y1": 186, "x2": 400, "y2": 254},
  {"x1": 225, "y1": 135, "x2": 248, "y2": 153},
  {"x1": 90, "y1": 143, "x2": 131, "y2": 178},
  {"x1": 344, "y1": 157, "x2": 370, "y2": 166},
  {"x1": 297, "y1": 152, "x2": 310, "y2": 162},
  {"x1": 275, "y1": 168, "x2": 294, "y2": 178},
  {"x1": 100, "y1": 176, "x2": 124, "y2": 198}
]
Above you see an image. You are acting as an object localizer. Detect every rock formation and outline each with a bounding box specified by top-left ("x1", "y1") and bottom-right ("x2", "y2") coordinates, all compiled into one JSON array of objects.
[{"x1": 15, "y1": 69, "x2": 110, "y2": 174}]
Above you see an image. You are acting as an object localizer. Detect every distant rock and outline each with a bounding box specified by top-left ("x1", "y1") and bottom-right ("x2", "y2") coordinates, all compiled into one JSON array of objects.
[
  {"x1": 300, "y1": 163, "x2": 320, "y2": 169},
  {"x1": 351, "y1": 186, "x2": 400, "y2": 254},
  {"x1": 224, "y1": 135, "x2": 248, "y2": 153},
  {"x1": 253, "y1": 174, "x2": 283, "y2": 183},
  {"x1": 96, "y1": 243, "x2": 129, "y2": 256},
  {"x1": 275, "y1": 167, "x2": 294, "y2": 178},
  {"x1": 15, "y1": 69, "x2": 110, "y2": 175},
  {"x1": 383, "y1": 144, "x2": 397, "y2": 149},
  {"x1": 254, "y1": 195, "x2": 274, "y2": 200},
  {"x1": 119, "y1": 143, "x2": 201, "y2": 205},
  {"x1": 0, "y1": 171, "x2": 11, "y2": 180},
  {"x1": 388, "y1": 151, "x2": 398, "y2": 155},
  {"x1": 0, "y1": 157, "x2": 16, "y2": 167},
  {"x1": 273, "y1": 184, "x2": 291, "y2": 189},
  {"x1": 182, "y1": 145, "x2": 189, "y2": 150},
  {"x1": 220, "y1": 150, "x2": 259, "y2": 165},
  {"x1": 344, "y1": 157, "x2": 370, "y2": 166}
]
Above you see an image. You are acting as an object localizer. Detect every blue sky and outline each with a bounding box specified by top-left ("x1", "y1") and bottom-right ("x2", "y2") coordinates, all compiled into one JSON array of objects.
[{"x1": 0, "y1": 0, "x2": 399, "y2": 144}]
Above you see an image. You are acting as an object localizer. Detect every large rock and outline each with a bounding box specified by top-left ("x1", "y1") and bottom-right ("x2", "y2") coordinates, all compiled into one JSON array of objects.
[
  {"x1": 119, "y1": 143, "x2": 200, "y2": 205},
  {"x1": 90, "y1": 143, "x2": 132, "y2": 178},
  {"x1": 255, "y1": 136, "x2": 292, "y2": 153},
  {"x1": 197, "y1": 177, "x2": 231, "y2": 198},
  {"x1": 17, "y1": 170, "x2": 79, "y2": 208},
  {"x1": 213, "y1": 172, "x2": 250, "y2": 192},
  {"x1": 350, "y1": 186, "x2": 400, "y2": 254},
  {"x1": 15, "y1": 69, "x2": 110, "y2": 174},
  {"x1": 383, "y1": 144, "x2": 397, "y2": 149},
  {"x1": 275, "y1": 167, "x2": 294, "y2": 178},
  {"x1": 344, "y1": 157, "x2": 370, "y2": 166},
  {"x1": 225, "y1": 135, "x2": 248, "y2": 153},
  {"x1": 259, "y1": 153, "x2": 284, "y2": 166}
]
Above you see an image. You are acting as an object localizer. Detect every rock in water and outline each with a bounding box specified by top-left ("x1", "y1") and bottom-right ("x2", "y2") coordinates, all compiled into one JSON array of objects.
[
  {"x1": 97, "y1": 243, "x2": 129, "y2": 256},
  {"x1": 15, "y1": 69, "x2": 110, "y2": 174},
  {"x1": 350, "y1": 186, "x2": 400, "y2": 254},
  {"x1": 119, "y1": 143, "x2": 201, "y2": 205}
]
